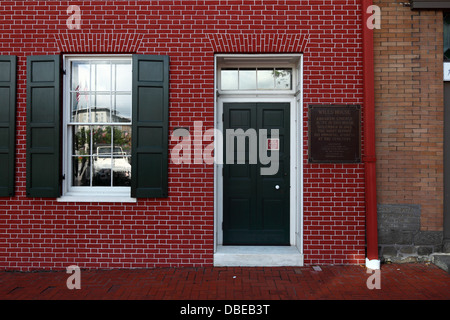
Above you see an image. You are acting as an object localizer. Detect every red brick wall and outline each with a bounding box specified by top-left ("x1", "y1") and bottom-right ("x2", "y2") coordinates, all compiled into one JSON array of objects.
[
  {"x1": 0, "y1": 0, "x2": 365, "y2": 270},
  {"x1": 373, "y1": 0, "x2": 444, "y2": 232}
]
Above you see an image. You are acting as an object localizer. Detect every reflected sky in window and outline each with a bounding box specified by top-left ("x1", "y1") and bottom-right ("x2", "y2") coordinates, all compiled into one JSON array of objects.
[{"x1": 70, "y1": 60, "x2": 132, "y2": 123}]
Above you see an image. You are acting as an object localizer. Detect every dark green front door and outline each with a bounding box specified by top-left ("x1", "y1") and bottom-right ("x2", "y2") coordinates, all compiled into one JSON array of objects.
[{"x1": 223, "y1": 103, "x2": 290, "y2": 245}]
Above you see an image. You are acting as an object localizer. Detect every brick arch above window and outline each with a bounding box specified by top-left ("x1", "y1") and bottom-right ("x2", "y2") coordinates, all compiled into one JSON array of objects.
[
  {"x1": 54, "y1": 33, "x2": 144, "y2": 53},
  {"x1": 207, "y1": 33, "x2": 309, "y2": 53}
]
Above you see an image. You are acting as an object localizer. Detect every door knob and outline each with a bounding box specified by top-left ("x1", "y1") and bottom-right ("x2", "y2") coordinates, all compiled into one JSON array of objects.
[{"x1": 275, "y1": 185, "x2": 280, "y2": 190}]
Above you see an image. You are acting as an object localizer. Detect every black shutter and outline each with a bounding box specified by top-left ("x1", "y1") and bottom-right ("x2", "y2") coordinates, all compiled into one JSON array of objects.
[
  {"x1": 26, "y1": 55, "x2": 61, "y2": 198},
  {"x1": 0, "y1": 56, "x2": 17, "y2": 197},
  {"x1": 131, "y1": 55, "x2": 169, "y2": 198}
]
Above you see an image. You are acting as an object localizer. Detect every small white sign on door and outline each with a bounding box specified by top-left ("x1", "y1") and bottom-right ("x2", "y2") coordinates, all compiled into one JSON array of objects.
[{"x1": 444, "y1": 62, "x2": 450, "y2": 81}]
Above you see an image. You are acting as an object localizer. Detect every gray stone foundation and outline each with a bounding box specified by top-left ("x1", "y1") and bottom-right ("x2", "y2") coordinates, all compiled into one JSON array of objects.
[{"x1": 377, "y1": 204, "x2": 443, "y2": 263}]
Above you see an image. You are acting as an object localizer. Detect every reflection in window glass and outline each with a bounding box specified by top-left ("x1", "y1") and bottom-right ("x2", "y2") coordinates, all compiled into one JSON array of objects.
[
  {"x1": 221, "y1": 69, "x2": 238, "y2": 90},
  {"x1": 69, "y1": 58, "x2": 132, "y2": 188},
  {"x1": 112, "y1": 126, "x2": 132, "y2": 186},
  {"x1": 93, "y1": 94, "x2": 112, "y2": 122},
  {"x1": 220, "y1": 68, "x2": 292, "y2": 91},
  {"x1": 72, "y1": 125, "x2": 91, "y2": 156},
  {"x1": 92, "y1": 125, "x2": 111, "y2": 187},
  {"x1": 113, "y1": 94, "x2": 132, "y2": 122},
  {"x1": 274, "y1": 69, "x2": 292, "y2": 89},
  {"x1": 94, "y1": 62, "x2": 111, "y2": 91},
  {"x1": 72, "y1": 156, "x2": 91, "y2": 186},
  {"x1": 72, "y1": 125, "x2": 91, "y2": 187},
  {"x1": 70, "y1": 93, "x2": 89, "y2": 122},
  {"x1": 239, "y1": 69, "x2": 257, "y2": 90},
  {"x1": 71, "y1": 62, "x2": 90, "y2": 91},
  {"x1": 257, "y1": 69, "x2": 274, "y2": 89},
  {"x1": 70, "y1": 60, "x2": 132, "y2": 123},
  {"x1": 91, "y1": 126, "x2": 131, "y2": 187},
  {"x1": 115, "y1": 63, "x2": 132, "y2": 91}
]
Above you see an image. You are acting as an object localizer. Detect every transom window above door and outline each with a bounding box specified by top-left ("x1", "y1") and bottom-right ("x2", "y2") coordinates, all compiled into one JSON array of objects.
[
  {"x1": 220, "y1": 68, "x2": 292, "y2": 91},
  {"x1": 216, "y1": 54, "x2": 300, "y2": 95}
]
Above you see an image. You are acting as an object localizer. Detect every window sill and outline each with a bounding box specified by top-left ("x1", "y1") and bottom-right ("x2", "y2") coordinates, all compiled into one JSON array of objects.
[{"x1": 57, "y1": 194, "x2": 137, "y2": 203}]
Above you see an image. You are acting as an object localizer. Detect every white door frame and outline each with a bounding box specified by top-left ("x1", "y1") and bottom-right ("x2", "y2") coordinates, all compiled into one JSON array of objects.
[{"x1": 213, "y1": 54, "x2": 304, "y2": 266}]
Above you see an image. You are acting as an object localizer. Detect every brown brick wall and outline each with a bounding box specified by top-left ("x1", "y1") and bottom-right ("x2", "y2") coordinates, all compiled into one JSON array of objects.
[{"x1": 374, "y1": 0, "x2": 444, "y2": 231}]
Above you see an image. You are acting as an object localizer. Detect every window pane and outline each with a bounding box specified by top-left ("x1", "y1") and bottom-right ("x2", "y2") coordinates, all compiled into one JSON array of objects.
[
  {"x1": 72, "y1": 156, "x2": 91, "y2": 186},
  {"x1": 72, "y1": 125, "x2": 92, "y2": 186},
  {"x1": 71, "y1": 94, "x2": 113, "y2": 123},
  {"x1": 91, "y1": 94, "x2": 111, "y2": 123},
  {"x1": 71, "y1": 61, "x2": 90, "y2": 91},
  {"x1": 92, "y1": 126, "x2": 112, "y2": 186},
  {"x1": 112, "y1": 155, "x2": 131, "y2": 186},
  {"x1": 112, "y1": 126, "x2": 131, "y2": 186},
  {"x1": 92, "y1": 126, "x2": 112, "y2": 151},
  {"x1": 72, "y1": 125, "x2": 90, "y2": 156},
  {"x1": 257, "y1": 69, "x2": 274, "y2": 89},
  {"x1": 92, "y1": 62, "x2": 111, "y2": 92},
  {"x1": 274, "y1": 69, "x2": 292, "y2": 90},
  {"x1": 112, "y1": 94, "x2": 132, "y2": 122},
  {"x1": 71, "y1": 93, "x2": 90, "y2": 122},
  {"x1": 93, "y1": 160, "x2": 111, "y2": 186},
  {"x1": 113, "y1": 126, "x2": 132, "y2": 156},
  {"x1": 221, "y1": 69, "x2": 238, "y2": 90},
  {"x1": 239, "y1": 69, "x2": 256, "y2": 90},
  {"x1": 115, "y1": 62, "x2": 132, "y2": 91}
]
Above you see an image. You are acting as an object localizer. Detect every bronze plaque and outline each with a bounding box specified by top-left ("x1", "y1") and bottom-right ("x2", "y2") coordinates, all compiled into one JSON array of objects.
[{"x1": 308, "y1": 105, "x2": 361, "y2": 163}]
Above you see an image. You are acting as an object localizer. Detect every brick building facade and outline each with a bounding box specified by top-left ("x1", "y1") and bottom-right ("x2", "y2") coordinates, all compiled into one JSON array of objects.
[{"x1": 0, "y1": 0, "x2": 447, "y2": 271}]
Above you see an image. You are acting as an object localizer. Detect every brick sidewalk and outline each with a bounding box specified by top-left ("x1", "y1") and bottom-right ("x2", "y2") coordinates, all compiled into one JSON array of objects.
[{"x1": 0, "y1": 263, "x2": 448, "y2": 300}]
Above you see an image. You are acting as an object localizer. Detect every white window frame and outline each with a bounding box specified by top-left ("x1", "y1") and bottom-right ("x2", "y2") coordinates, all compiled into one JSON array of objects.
[{"x1": 58, "y1": 54, "x2": 136, "y2": 203}]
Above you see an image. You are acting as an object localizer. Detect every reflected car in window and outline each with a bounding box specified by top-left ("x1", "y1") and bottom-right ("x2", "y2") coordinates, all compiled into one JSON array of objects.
[{"x1": 93, "y1": 145, "x2": 131, "y2": 186}]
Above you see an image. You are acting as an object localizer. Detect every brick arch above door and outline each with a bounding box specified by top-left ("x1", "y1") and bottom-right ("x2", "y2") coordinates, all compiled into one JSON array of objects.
[{"x1": 207, "y1": 33, "x2": 309, "y2": 53}]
